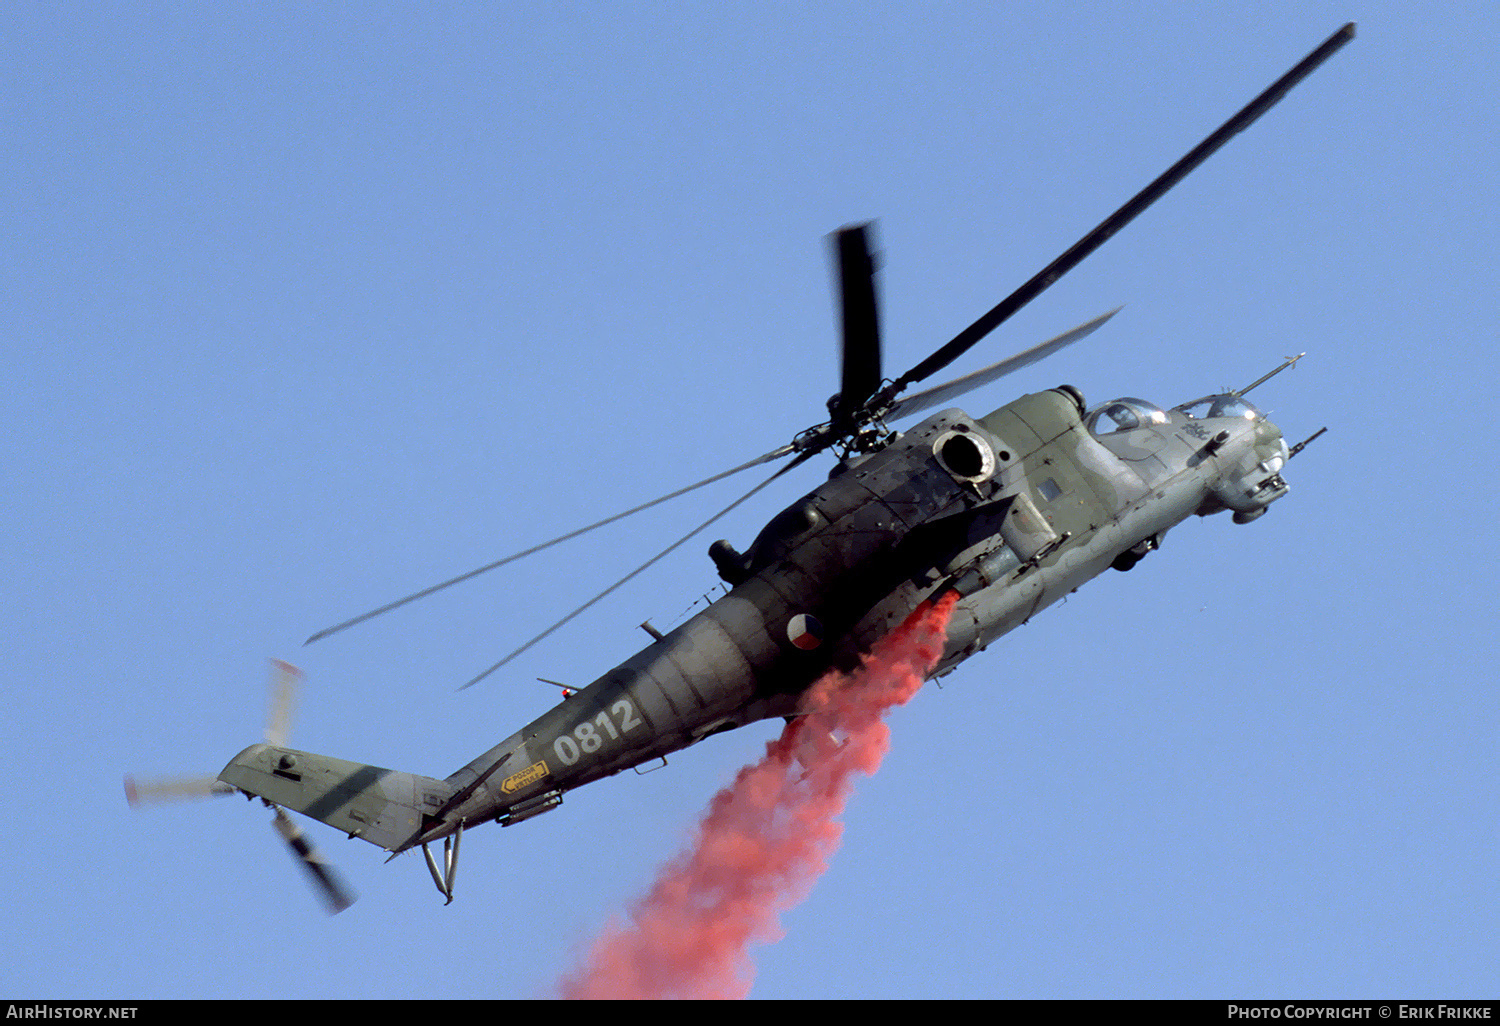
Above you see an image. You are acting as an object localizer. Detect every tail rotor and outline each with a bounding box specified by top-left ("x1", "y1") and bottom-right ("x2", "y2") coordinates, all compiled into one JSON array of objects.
[{"x1": 124, "y1": 660, "x2": 358, "y2": 913}]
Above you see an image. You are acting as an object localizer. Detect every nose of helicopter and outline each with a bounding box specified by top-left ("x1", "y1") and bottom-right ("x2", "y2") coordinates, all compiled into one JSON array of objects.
[
  {"x1": 1252, "y1": 415, "x2": 1289, "y2": 467},
  {"x1": 1226, "y1": 416, "x2": 1293, "y2": 523}
]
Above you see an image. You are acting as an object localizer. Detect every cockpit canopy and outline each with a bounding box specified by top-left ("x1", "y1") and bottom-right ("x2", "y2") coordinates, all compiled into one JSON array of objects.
[
  {"x1": 1175, "y1": 395, "x2": 1262, "y2": 421},
  {"x1": 1086, "y1": 398, "x2": 1168, "y2": 437}
]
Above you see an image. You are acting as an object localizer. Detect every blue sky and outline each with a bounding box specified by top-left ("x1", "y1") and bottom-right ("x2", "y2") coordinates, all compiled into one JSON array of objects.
[{"x1": 6, "y1": 2, "x2": 1497, "y2": 999}]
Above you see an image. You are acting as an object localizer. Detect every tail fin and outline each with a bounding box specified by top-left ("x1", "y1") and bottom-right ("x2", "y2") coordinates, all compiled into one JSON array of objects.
[{"x1": 218, "y1": 743, "x2": 455, "y2": 852}]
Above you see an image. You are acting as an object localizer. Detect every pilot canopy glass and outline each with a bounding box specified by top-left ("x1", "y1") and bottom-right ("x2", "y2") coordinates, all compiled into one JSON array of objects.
[
  {"x1": 1176, "y1": 395, "x2": 1261, "y2": 421},
  {"x1": 1086, "y1": 398, "x2": 1168, "y2": 437}
]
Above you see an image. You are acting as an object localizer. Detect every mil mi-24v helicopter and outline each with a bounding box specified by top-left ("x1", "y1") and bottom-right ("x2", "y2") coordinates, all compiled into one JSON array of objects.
[{"x1": 126, "y1": 24, "x2": 1353, "y2": 912}]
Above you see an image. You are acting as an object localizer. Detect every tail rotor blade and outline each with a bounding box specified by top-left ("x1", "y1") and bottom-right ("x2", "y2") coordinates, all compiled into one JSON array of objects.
[
  {"x1": 271, "y1": 808, "x2": 357, "y2": 914},
  {"x1": 265, "y1": 659, "x2": 301, "y2": 748},
  {"x1": 124, "y1": 775, "x2": 235, "y2": 806}
]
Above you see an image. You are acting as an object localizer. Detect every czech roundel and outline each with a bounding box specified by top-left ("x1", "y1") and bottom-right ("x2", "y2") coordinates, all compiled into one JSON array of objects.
[{"x1": 787, "y1": 613, "x2": 824, "y2": 650}]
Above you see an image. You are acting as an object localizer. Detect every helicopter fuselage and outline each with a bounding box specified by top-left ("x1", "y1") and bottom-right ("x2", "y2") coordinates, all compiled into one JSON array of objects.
[
  {"x1": 425, "y1": 382, "x2": 1292, "y2": 837},
  {"x1": 219, "y1": 381, "x2": 1293, "y2": 867},
  {"x1": 159, "y1": 22, "x2": 1356, "y2": 911}
]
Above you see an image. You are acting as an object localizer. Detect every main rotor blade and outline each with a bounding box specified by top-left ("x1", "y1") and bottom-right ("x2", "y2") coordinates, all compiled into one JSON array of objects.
[
  {"x1": 459, "y1": 454, "x2": 810, "y2": 689},
  {"x1": 885, "y1": 307, "x2": 1121, "y2": 422},
  {"x1": 832, "y1": 224, "x2": 882, "y2": 422},
  {"x1": 885, "y1": 22, "x2": 1355, "y2": 398},
  {"x1": 272, "y1": 808, "x2": 357, "y2": 914},
  {"x1": 304, "y1": 444, "x2": 795, "y2": 645}
]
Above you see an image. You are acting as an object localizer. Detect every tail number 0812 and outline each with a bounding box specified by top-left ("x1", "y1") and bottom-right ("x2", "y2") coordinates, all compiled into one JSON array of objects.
[{"x1": 553, "y1": 699, "x2": 644, "y2": 766}]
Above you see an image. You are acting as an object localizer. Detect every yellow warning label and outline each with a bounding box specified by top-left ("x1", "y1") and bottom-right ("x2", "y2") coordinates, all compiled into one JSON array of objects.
[{"x1": 500, "y1": 761, "x2": 549, "y2": 794}]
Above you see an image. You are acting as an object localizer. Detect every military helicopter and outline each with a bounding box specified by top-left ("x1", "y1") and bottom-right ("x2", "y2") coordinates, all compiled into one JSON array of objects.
[{"x1": 126, "y1": 24, "x2": 1353, "y2": 912}]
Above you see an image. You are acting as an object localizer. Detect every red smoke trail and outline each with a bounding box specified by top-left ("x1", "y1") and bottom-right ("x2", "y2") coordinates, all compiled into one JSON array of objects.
[{"x1": 557, "y1": 591, "x2": 959, "y2": 1000}]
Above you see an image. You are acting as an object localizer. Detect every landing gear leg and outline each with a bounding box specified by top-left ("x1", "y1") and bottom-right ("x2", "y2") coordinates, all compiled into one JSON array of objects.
[{"x1": 422, "y1": 820, "x2": 463, "y2": 905}]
